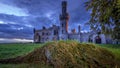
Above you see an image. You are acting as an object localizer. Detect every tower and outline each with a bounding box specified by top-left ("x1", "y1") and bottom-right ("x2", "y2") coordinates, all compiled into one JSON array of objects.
[
  {"x1": 59, "y1": 1, "x2": 69, "y2": 40},
  {"x1": 78, "y1": 25, "x2": 81, "y2": 42},
  {"x1": 78, "y1": 25, "x2": 81, "y2": 34},
  {"x1": 60, "y1": 1, "x2": 69, "y2": 33}
]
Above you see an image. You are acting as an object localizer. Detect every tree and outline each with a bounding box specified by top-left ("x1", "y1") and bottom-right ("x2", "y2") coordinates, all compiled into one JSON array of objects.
[{"x1": 85, "y1": 0, "x2": 120, "y2": 41}]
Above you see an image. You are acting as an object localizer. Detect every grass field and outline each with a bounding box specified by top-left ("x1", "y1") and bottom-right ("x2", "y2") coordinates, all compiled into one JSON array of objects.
[
  {"x1": 0, "y1": 43, "x2": 43, "y2": 59},
  {"x1": 0, "y1": 42, "x2": 119, "y2": 68},
  {"x1": 99, "y1": 44, "x2": 120, "y2": 61},
  {"x1": 0, "y1": 63, "x2": 52, "y2": 68}
]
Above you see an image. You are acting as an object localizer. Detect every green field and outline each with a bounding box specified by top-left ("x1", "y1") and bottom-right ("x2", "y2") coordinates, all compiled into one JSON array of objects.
[
  {"x1": 98, "y1": 44, "x2": 120, "y2": 61},
  {"x1": 0, "y1": 43, "x2": 43, "y2": 59},
  {"x1": 0, "y1": 43, "x2": 119, "y2": 68}
]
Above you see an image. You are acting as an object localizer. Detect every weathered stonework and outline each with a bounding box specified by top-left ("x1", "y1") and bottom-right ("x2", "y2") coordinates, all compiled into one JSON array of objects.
[{"x1": 34, "y1": 1, "x2": 116, "y2": 44}]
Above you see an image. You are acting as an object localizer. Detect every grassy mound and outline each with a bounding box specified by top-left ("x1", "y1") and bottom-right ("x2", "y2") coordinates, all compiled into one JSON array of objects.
[{"x1": 0, "y1": 41, "x2": 119, "y2": 68}]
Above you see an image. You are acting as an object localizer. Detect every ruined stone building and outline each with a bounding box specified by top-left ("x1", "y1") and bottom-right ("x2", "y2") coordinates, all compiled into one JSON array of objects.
[{"x1": 34, "y1": 1, "x2": 116, "y2": 44}]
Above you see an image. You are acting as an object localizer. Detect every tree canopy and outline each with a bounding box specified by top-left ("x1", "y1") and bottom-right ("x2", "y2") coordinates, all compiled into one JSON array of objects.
[{"x1": 85, "y1": 0, "x2": 120, "y2": 40}]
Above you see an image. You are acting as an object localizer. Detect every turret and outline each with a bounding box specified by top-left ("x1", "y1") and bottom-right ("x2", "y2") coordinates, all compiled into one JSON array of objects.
[
  {"x1": 59, "y1": 1, "x2": 69, "y2": 40},
  {"x1": 71, "y1": 29, "x2": 76, "y2": 34},
  {"x1": 59, "y1": 1, "x2": 69, "y2": 33},
  {"x1": 78, "y1": 25, "x2": 81, "y2": 33},
  {"x1": 33, "y1": 28, "x2": 36, "y2": 33},
  {"x1": 62, "y1": 1, "x2": 67, "y2": 15}
]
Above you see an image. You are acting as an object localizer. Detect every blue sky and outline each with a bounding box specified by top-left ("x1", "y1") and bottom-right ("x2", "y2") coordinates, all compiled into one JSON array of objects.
[{"x1": 0, "y1": 0, "x2": 90, "y2": 43}]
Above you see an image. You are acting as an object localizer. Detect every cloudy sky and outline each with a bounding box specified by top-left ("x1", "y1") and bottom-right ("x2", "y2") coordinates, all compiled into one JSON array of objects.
[{"x1": 0, "y1": 0, "x2": 90, "y2": 43}]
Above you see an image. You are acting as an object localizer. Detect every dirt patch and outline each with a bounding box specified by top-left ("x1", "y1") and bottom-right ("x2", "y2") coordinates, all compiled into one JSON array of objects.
[{"x1": 0, "y1": 41, "x2": 119, "y2": 68}]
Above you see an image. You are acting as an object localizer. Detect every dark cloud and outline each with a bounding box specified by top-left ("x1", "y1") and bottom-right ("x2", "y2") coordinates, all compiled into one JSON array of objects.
[
  {"x1": 0, "y1": 13, "x2": 58, "y2": 39},
  {"x1": 0, "y1": 23, "x2": 33, "y2": 39},
  {"x1": 0, "y1": 0, "x2": 90, "y2": 40},
  {"x1": 0, "y1": 14, "x2": 23, "y2": 23},
  {"x1": 0, "y1": 0, "x2": 90, "y2": 24}
]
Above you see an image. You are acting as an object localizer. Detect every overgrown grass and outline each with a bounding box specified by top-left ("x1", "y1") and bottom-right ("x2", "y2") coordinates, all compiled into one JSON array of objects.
[
  {"x1": 0, "y1": 41, "x2": 119, "y2": 68},
  {"x1": 0, "y1": 63, "x2": 52, "y2": 68},
  {"x1": 42, "y1": 41, "x2": 118, "y2": 67},
  {"x1": 98, "y1": 44, "x2": 120, "y2": 61},
  {"x1": 0, "y1": 43, "x2": 43, "y2": 59}
]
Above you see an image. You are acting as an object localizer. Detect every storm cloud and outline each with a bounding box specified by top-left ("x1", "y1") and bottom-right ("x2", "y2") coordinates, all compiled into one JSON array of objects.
[{"x1": 0, "y1": 0, "x2": 90, "y2": 42}]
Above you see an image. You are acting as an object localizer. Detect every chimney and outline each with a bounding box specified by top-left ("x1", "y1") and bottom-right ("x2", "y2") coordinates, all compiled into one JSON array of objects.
[
  {"x1": 33, "y1": 28, "x2": 36, "y2": 33},
  {"x1": 43, "y1": 26, "x2": 46, "y2": 29},
  {"x1": 71, "y1": 29, "x2": 76, "y2": 33},
  {"x1": 78, "y1": 25, "x2": 81, "y2": 33}
]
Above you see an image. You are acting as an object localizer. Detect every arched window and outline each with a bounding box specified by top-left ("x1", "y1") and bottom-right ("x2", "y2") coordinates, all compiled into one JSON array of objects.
[
  {"x1": 62, "y1": 30, "x2": 64, "y2": 34},
  {"x1": 42, "y1": 32, "x2": 44, "y2": 36},
  {"x1": 95, "y1": 36, "x2": 101, "y2": 44},
  {"x1": 88, "y1": 38, "x2": 92, "y2": 42},
  {"x1": 35, "y1": 33, "x2": 41, "y2": 43},
  {"x1": 88, "y1": 35, "x2": 93, "y2": 43},
  {"x1": 54, "y1": 30, "x2": 58, "y2": 35}
]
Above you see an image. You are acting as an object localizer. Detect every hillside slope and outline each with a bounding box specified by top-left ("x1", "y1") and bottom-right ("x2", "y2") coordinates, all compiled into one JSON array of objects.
[{"x1": 0, "y1": 41, "x2": 119, "y2": 68}]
